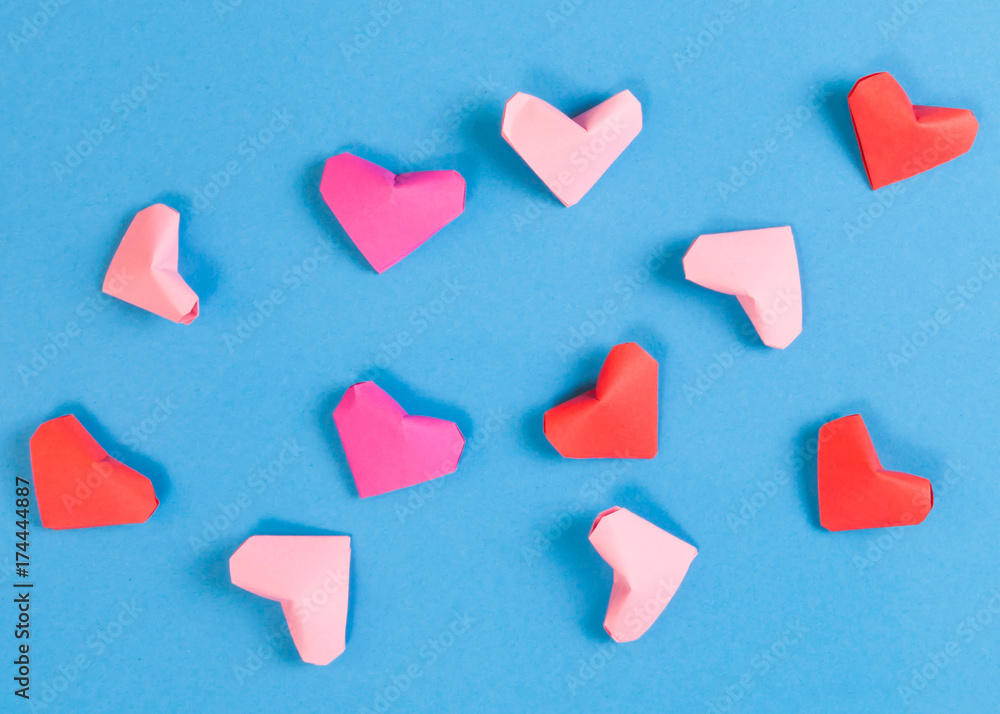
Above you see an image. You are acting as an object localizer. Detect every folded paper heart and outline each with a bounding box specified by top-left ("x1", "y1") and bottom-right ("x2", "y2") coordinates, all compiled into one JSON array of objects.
[
  {"x1": 683, "y1": 226, "x2": 802, "y2": 349},
  {"x1": 848, "y1": 72, "x2": 978, "y2": 190},
  {"x1": 230, "y1": 535, "x2": 351, "y2": 665},
  {"x1": 333, "y1": 382, "x2": 465, "y2": 497},
  {"x1": 29, "y1": 415, "x2": 159, "y2": 529},
  {"x1": 818, "y1": 414, "x2": 933, "y2": 532},
  {"x1": 319, "y1": 153, "x2": 466, "y2": 273},
  {"x1": 103, "y1": 204, "x2": 199, "y2": 324},
  {"x1": 544, "y1": 343, "x2": 657, "y2": 458},
  {"x1": 589, "y1": 507, "x2": 697, "y2": 643},
  {"x1": 501, "y1": 90, "x2": 642, "y2": 207}
]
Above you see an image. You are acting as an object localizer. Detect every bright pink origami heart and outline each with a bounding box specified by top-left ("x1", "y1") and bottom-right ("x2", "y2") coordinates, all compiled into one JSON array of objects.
[
  {"x1": 103, "y1": 204, "x2": 199, "y2": 324},
  {"x1": 319, "y1": 153, "x2": 466, "y2": 273},
  {"x1": 589, "y1": 507, "x2": 697, "y2": 643},
  {"x1": 230, "y1": 535, "x2": 351, "y2": 666},
  {"x1": 501, "y1": 90, "x2": 642, "y2": 206},
  {"x1": 683, "y1": 226, "x2": 802, "y2": 349},
  {"x1": 333, "y1": 382, "x2": 465, "y2": 498}
]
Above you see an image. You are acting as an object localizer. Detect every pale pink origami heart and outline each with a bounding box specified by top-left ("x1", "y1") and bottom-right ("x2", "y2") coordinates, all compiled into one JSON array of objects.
[
  {"x1": 102, "y1": 204, "x2": 199, "y2": 324},
  {"x1": 501, "y1": 90, "x2": 642, "y2": 206},
  {"x1": 683, "y1": 226, "x2": 802, "y2": 349},
  {"x1": 333, "y1": 382, "x2": 465, "y2": 498},
  {"x1": 319, "y1": 153, "x2": 466, "y2": 273},
  {"x1": 230, "y1": 535, "x2": 351, "y2": 666},
  {"x1": 589, "y1": 507, "x2": 697, "y2": 643}
]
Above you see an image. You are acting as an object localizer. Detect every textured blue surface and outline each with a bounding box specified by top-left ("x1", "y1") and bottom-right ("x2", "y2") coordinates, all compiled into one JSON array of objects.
[{"x1": 2, "y1": 1, "x2": 999, "y2": 712}]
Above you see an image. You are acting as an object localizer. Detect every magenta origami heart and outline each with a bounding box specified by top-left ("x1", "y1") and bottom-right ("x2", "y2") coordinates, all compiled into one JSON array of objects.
[
  {"x1": 333, "y1": 382, "x2": 465, "y2": 497},
  {"x1": 319, "y1": 153, "x2": 466, "y2": 273}
]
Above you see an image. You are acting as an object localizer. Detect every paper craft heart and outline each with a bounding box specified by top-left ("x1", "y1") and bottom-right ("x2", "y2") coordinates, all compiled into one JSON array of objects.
[
  {"x1": 544, "y1": 343, "x2": 657, "y2": 458},
  {"x1": 848, "y1": 72, "x2": 978, "y2": 190},
  {"x1": 29, "y1": 415, "x2": 159, "y2": 529},
  {"x1": 333, "y1": 382, "x2": 465, "y2": 497},
  {"x1": 589, "y1": 506, "x2": 697, "y2": 643},
  {"x1": 818, "y1": 414, "x2": 933, "y2": 532},
  {"x1": 501, "y1": 90, "x2": 642, "y2": 206},
  {"x1": 319, "y1": 153, "x2": 466, "y2": 273},
  {"x1": 683, "y1": 226, "x2": 802, "y2": 349},
  {"x1": 103, "y1": 204, "x2": 199, "y2": 324},
  {"x1": 230, "y1": 535, "x2": 351, "y2": 666}
]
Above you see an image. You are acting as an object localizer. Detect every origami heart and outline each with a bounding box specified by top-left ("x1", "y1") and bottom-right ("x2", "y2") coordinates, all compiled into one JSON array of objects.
[
  {"x1": 818, "y1": 414, "x2": 933, "y2": 532},
  {"x1": 230, "y1": 535, "x2": 351, "y2": 666},
  {"x1": 544, "y1": 343, "x2": 657, "y2": 458},
  {"x1": 501, "y1": 90, "x2": 642, "y2": 206},
  {"x1": 333, "y1": 382, "x2": 465, "y2": 497},
  {"x1": 589, "y1": 507, "x2": 697, "y2": 643},
  {"x1": 319, "y1": 153, "x2": 466, "y2": 273},
  {"x1": 683, "y1": 226, "x2": 802, "y2": 349},
  {"x1": 848, "y1": 72, "x2": 978, "y2": 190},
  {"x1": 103, "y1": 204, "x2": 199, "y2": 324},
  {"x1": 29, "y1": 415, "x2": 159, "y2": 529}
]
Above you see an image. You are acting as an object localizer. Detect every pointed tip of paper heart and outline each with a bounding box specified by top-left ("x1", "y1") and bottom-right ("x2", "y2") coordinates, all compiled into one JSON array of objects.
[
  {"x1": 29, "y1": 414, "x2": 159, "y2": 530},
  {"x1": 103, "y1": 203, "x2": 200, "y2": 324},
  {"x1": 848, "y1": 72, "x2": 978, "y2": 190},
  {"x1": 818, "y1": 414, "x2": 933, "y2": 532},
  {"x1": 683, "y1": 226, "x2": 802, "y2": 349}
]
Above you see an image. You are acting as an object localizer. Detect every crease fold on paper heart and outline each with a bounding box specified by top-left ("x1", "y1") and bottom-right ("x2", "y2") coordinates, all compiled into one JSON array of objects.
[
  {"x1": 683, "y1": 226, "x2": 802, "y2": 349},
  {"x1": 103, "y1": 204, "x2": 199, "y2": 324},
  {"x1": 333, "y1": 381, "x2": 465, "y2": 497},
  {"x1": 230, "y1": 535, "x2": 351, "y2": 666},
  {"x1": 818, "y1": 414, "x2": 933, "y2": 532},
  {"x1": 501, "y1": 90, "x2": 642, "y2": 206},
  {"x1": 589, "y1": 506, "x2": 697, "y2": 643},
  {"x1": 319, "y1": 153, "x2": 466, "y2": 273},
  {"x1": 848, "y1": 72, "x2": 978, "y2": 190},
  {"x1": 543, "y1": 342, "x2": 658, "y2": 458},
  {"x1": 29, "y1": 415, "x2": 159, "y2": 529}
]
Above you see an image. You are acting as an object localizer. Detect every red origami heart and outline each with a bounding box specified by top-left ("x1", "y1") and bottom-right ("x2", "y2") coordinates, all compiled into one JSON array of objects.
[
  {"x1": 817, "y1": 414, "x2": 932, "y2": 532},
  {"x1": 29, "y1": 415, "x2": 159, "y2": 529},
  {"x1": 848, "y1": 72, "x2": 978, "y2": 190},
  {"x1": 544, "y1": 343, "x2": 657, "y2": 458}
]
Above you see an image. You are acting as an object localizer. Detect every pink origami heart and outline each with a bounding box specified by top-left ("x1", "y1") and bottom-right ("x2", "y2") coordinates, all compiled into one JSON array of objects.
[
  {"x1": 102, "y1": 204, "x2": 199, "y2": 324},
  {"x1": 683, "y1": 226, "x2": 802, "y2": 349},
  {"x1": 589, "y1": 507, "x2": 697, "y2": 643},
  {"x1": 319, "y1": 153, "x2": 466, "y2": 273},
  {"x1": 501, "y1": 90, "x2": 642, "y2": 206},
  {"x1": 230, "y1": 535, "x2": 351, "y2": 666},
  {"x1": 333, "y1": 382, "x2": 465, "y2": 498}
]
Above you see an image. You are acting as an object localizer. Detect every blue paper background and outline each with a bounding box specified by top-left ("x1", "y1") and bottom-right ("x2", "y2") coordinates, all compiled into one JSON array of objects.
[{"x1": 2, "y1": 1, "x2": 999, "y2": 711}]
